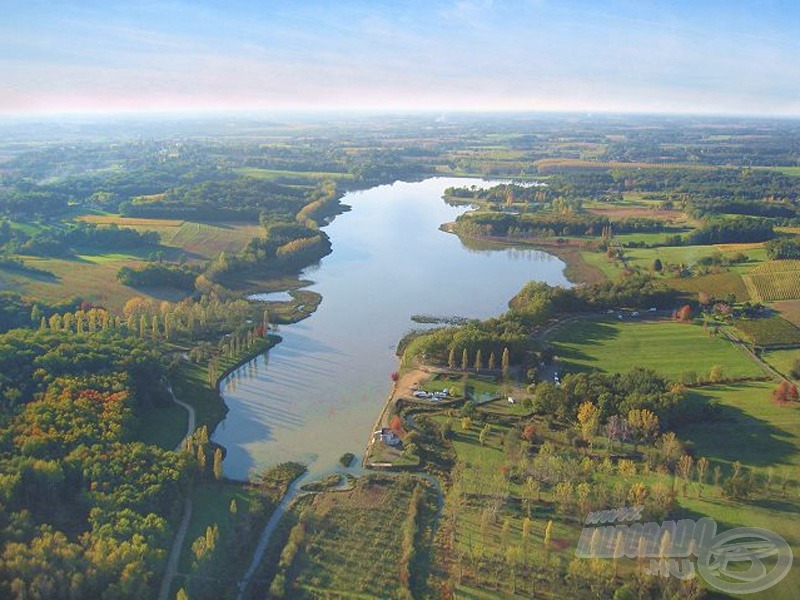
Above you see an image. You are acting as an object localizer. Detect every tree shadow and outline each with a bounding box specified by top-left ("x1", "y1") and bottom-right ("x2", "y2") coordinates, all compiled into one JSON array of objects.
[
  {"x1": 676, "y1": 391, "x2": 797, "y2": 468},
  {"x1": 551, "y1": 319, "x2": 621, "y2": 369}
]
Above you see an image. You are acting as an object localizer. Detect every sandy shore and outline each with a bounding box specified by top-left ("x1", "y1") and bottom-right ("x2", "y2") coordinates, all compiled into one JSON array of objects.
[{"x1": 363, "y1": 367, "x2": 428, "y2": 466}]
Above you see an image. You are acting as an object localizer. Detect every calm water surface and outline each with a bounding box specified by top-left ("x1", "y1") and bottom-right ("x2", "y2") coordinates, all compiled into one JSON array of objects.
[{"x1": 213, "y1": 178, "x2": 569, "y2": 480}]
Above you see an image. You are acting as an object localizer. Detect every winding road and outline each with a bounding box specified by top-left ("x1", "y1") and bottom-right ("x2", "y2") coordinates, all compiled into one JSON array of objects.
[{"x1": 157, "y1": 386, "x2": 197, "y2": 600}]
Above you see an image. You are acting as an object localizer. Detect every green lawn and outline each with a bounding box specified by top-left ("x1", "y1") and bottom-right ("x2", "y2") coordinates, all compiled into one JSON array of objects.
[
  {"x1": 178, "y1": 482, "x2": 261, "y2": 572},
  {"x1": 579, "y1": 250, "x2": 623, "y2": 279},
  {"x1": 134, "y1": 402, "x2": 187, "y2": 449},
  {"x1": 548, "y1": 318, "x2": 767, "y2": 380},
  {"x1": 675, "y1": 382, "x2": 800, "y2": 600},
  {"x1": 763, "y1": 349, "x2": 800, "y2": 380}
]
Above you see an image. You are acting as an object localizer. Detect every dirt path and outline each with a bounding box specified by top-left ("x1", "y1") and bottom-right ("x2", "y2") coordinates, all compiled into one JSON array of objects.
[{"x1": 157, "y1": 387, "x2": 197, "y2": 600}]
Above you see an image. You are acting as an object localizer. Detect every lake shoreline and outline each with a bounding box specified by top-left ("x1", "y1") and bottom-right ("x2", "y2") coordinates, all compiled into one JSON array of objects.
[
  {"x1": 216, "y1": 177, "x2": 570, "y2": 481},
  {"x1": 439, "y1": 221, "x2": 605, "y2": 285}
]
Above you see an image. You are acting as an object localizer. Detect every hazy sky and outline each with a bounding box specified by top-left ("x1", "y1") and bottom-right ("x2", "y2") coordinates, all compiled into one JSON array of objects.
[{"x1": 3, "y1": 0, "x2": 800, "y2": 116}]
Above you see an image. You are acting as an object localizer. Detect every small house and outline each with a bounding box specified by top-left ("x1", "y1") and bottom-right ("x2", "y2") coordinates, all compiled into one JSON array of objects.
[{"x1": 374, "y1": 428, "x2": 400, "y2": 446}]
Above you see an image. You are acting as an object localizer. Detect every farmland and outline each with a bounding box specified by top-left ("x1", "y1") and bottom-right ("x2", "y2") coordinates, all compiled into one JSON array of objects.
[
  {"x1": 733, "y1": 316, "x2": 800, "y2": 347},
  {"x1": 744, "y1": 260, "x2": 800, "y2": 302},
  {"x1": 78, "y1": 214, "x2": 263, "y2": 262},
  {"x1": 548, "y1": 318, "x2": 765, "y2": 381},
  {"x1": 254, "y1": 476, "x2": 438, "y2": 599}
]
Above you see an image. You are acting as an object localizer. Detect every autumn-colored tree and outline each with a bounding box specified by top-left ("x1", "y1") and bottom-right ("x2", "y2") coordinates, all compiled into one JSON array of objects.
[
  {"x1": 213, "y1": 448, "x2": 223, "y2": 482},
  {"x1": 390, "y1": 415, "x2": 405, "y2": 436},
  {"x1": 196, "y1": 446, "x2": 206, "y2": 478},
  {"x1": 461, "y1": 348, "x2": 469, "y2": 371},
  {"x1": 522, "y1": 423, "x2": 537, "y2": 442},
  {"x1": 553, "y1": 482, "x2": 574, "y2": 515},
  {"x1": 543, "y1": 520, "x2": 553, "y2": 552},
  {"x1": 576, "y1": 401, "x2": 600, "y2": 446},
  {"x1": 474, "y1": 349, "x2": 483, "y2": 371},
  {"x1": 448, "y1": 347, "x2": 456, "y2": 370},
  {"x1": 676, "y1": 305, "x2": 692, "y2": 323},
  {"x1": 501, "y1": 347, "x2": 510, "y2": 379},
  {"x1": 628, "y1": 482, "x2": 649, "y2": 505},
  {"x1": 461, "y1": 416, "x2": 472, "y2": 431},
  {"x1": 773, "y1": 380, "x2": 788, "y2": 405},
  {"x1": 627, "y1": 408, "x2": 659, "y2": 448},
  {"x1": 488, "y1": 351, "x2": 496, "y2": 371},
  {"x1": 229, "y1": 499, "x2": 237, "y2": 515},
  {"x1": 709, "y1": 364, "x2": 725, "y2": 383}
]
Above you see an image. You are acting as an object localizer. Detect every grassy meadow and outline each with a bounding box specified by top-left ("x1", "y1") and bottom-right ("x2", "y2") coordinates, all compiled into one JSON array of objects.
[{"x1": 548, "y1": 318, "x2": 765, "y2": 380}]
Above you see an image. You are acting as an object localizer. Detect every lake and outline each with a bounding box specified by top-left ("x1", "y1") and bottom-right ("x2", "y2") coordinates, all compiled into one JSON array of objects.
[{"x1": 212, "y1": 178, "x2": 570, "y2": 480}]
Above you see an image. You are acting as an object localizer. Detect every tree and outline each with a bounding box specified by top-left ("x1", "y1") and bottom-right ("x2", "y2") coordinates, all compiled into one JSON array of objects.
[
  {"x1": 229, "y1": 499, "x2": 237, "y2": 515},
  {"x1": 772, "y1": 380, "x2": 795, "y2": 405},
  {"x1": 522, "y1": 423, "x2": 537, "y2": 442},
  {"x1": 488, "y1": 351, "x2": 496, "y2": 371},
  {"x1": 501, "y1": 347, "x2": 511, "y2": 379},
  {"x1": 627, "y1": 408, "x2": 659, "y2": 448},
  {"x1": 709, "y1": 364, "x2": 725, "y2": 383},
  {"x1": 522, "y1": 477, "x2": 540, "y2": 517},
  {"x1": 576, "y1": 401, "x2": 600, "y2": 447},
  {"x1": 677, "y1": 455, "x2": 694, "y2": 496},
  {"x1": 461, "y1": 416, "x2": 472, "y2": 430},
  {"x1": 543, "y1": 519, "x2": 553, "y2": 552},
  {"x1": 652, "y1": 258, "x2": 663, "y2": 272},
  {"x1": 479, "y1": 423, "x2": 491, "y2": 446},
  {"x1": 196, "y1": 446, "x2": 206, "y2": 478},
  {"x1": 176, "y1": 589, "x2": 189, "y2": 600},
  {"x1": 628, "y1": 482, "x2": 648, "y2": 505},
  {"x1": 676, "y1": 305, "x2": 692, "y2": 323},
  {"x1": 448, "y1": 346, "x2": 456, "y2": 369},
  {"x1": 390, "y1": 415, "x2": 405, "y2": 436},
  {"x1": 213, "y1": 448, "x2": 223, "y2": 482},
  {"x1": 461, "y1": 348, "x2": 469, "y2": 371},
  {"x1": 474, "y1": 348, "x2": 483, "y2": 371}
]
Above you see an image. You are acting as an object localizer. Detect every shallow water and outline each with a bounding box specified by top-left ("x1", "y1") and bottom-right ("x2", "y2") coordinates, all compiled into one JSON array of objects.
[{"x1": 213, "y1": 178, "x2": 570, "y2": 480}]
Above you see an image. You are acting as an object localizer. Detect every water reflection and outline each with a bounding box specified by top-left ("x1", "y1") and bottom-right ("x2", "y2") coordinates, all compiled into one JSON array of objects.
[{"x1": 213, "y1": 178, "x2": 570, "y2": 480}]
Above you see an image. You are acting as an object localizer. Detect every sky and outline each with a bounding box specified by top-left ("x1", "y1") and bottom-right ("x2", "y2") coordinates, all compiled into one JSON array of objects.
[{"x1": 2, "y1": 0, "x2": 800, "y2": 117}]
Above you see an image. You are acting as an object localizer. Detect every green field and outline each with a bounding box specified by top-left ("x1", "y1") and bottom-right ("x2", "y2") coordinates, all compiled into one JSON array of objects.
[
  {"x1": 178, "y1": 482, "x2": 262, "y2": 573},
  {"x1": 665, "y1": 272, "x2": 751, "y2": 301},
  {"x1": 0, "y1": 216, "x2": 267, "y2": 310},
  {"x1": 675, "y1": 382, "x2": 800, "y2": 600},
  {"x1": 549, "y1": 318, "x2": 766, "y2": 380},
  {"x1": 580, "y1": 243, "x2": 767, "y2": 282},
  {"x1": 0, "y1": 251, "x2": 189, "y2": 311},
  {"x1": 763, "y1": 349, "x2": 800, "y2": 379},
  {"x1": 235, "y1": 167, "x2": 353, "y2": 182},
  {"x1": 79, "y1": 215, "x2": 263, "y2": 261}
]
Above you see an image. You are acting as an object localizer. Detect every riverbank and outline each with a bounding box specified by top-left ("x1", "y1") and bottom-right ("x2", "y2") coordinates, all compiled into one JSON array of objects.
[
  {"x1": 363, "y1": 367, "x2": 428, "y2": 468},
  {"x1": 440, "y1": 221, "x2": 605, "y2": 285},
  {"x1": 169, "y1": 334, "x2": 280, "y2": 451}
]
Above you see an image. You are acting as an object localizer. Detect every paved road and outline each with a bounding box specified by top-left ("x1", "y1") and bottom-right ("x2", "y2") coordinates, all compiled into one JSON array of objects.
[{"x1": 157, "y1": 386, "x2": 197, "y2": 600}]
